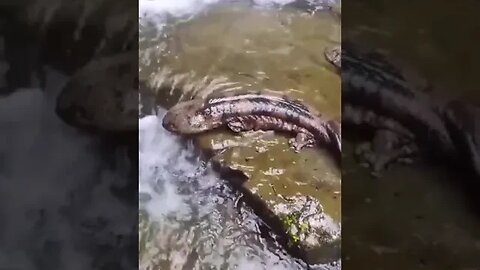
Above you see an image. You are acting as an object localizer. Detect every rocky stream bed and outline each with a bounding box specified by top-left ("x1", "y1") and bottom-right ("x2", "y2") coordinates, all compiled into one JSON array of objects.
[
  {"x1": 138, "y1": 1, "x2": 342, "y2": 268},
  {"x1": 3, "y1": 0, "x2": 479, "y2": 269}
]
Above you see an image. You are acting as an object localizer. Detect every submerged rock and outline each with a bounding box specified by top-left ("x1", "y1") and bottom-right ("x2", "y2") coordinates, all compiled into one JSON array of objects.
[
  {"x1": 273, "y1": 195, "x2": 340, "y2": 264},
  {"x1": 142, "y1": 3, "x2": 341, "y2": 266}
]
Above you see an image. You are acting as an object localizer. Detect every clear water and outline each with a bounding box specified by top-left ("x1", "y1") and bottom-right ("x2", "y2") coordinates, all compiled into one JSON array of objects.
[{"x1": 138, "y1": 0, "x2": 340, "y2": 269}]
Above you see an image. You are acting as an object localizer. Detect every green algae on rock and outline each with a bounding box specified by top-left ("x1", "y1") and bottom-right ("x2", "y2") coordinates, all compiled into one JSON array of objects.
[
  {"x1": 275, "y1": 195, "x2": 341, "y2": 264},
  {"x1": 141, "y1": 1, "x2": 341, "y2": 266}
]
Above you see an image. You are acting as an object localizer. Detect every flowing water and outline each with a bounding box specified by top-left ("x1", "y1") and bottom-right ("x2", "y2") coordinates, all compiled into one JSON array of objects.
[
  {"x1": 139, "y1": 111, "x2": 314, "y2": 269},
  {"x1": 3, "y1": 1, "x2": 477, "y2": 270},
  {"x1": 0, "y1": 69, "x2": 136, "y2": 269},
  {"x1": 139, "y1": 0, "x2": 340, "y2": 269}
]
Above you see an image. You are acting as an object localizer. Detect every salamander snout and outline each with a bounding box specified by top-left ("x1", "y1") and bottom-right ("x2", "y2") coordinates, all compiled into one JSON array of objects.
[
  {"x1": 161, "y1": 99, "x2": 213, "y2": 134},
  {"x1": 162, "y1": 111, "x2": 178, "y2": 132}
]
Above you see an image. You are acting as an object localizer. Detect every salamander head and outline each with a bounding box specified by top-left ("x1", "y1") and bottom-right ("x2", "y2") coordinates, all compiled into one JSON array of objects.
[{"x1": 162, "y1": 99, "x2": 222, "y2": 134}]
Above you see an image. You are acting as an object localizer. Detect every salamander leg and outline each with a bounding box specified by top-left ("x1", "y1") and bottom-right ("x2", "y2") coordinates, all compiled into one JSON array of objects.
[
  {"x1": 227, "y1": 120, "x2": 250, "y2": 133},
  {"x1": 288, "y1": 132, "x2": 315, "y2": 152}
]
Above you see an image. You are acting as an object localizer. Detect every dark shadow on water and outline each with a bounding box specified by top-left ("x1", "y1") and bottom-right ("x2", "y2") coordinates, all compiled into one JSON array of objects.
[
  {"x1": 0, "y1": 1, "x2": 138, "y2": 269},
  {"x1": 342, "y1": 0, "x2": 480, "y2": 269}
]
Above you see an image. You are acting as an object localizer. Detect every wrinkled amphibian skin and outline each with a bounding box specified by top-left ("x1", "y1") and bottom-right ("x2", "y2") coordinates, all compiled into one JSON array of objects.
[
  {"x1": 324, "y1": 42, "x2": 480, "y2": 178},
  {"x1": 162, "y1": 92, "x2": 341, "y2": 159},
  {"x1": 325, "y1": 44, "x2": 421, "y2": 172},
  {"x1": 324, "y1": 42, "x2": 459, "y2": 171},
  {"x1": 343, "y1": 104, "x2": 417, "y2": 174}
]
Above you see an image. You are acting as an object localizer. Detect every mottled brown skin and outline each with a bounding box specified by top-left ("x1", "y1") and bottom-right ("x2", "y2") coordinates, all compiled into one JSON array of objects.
[
  {"x1": 324, "y1": 43, "x2": 480, "y2": 177},
  {"x1": 342, "y1": 104, "x2": 417, "y2": 175},
  {"x1": 324, "y1": 44, "x2": 422, "y2": 173},
  {"x1": 162, "y1": 93, "x2": 341, "y2": 159}
]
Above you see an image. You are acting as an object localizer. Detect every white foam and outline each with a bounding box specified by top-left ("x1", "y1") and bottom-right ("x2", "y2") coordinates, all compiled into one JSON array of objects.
[
  {"x1": 138, "y1": 0, "x2": 305, "y2": 29},
  {"x1": 139, "y1": 110, "x2": 224, "y2": 222},
  {"x1": 139, "y1": 0, "x2": 221, "y2": 19},
  {"x1": 138, "y1": 0, "x2": 337, "y2": 268},
  {"x1": 138, "y1": 112, "x2": 315, "y2": 270},
  {"x1": 139, "y1": 113, "x2": 191, "y2": 218},
  {"x1": 0, "y1": 70, "x2": 135, "y2": 270}
]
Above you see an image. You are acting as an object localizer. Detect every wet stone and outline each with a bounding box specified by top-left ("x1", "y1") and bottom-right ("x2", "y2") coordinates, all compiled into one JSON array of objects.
[
  {"x1": 273, "y1": 195, "x2": 341, "y2": 264},
  {"x1": 140, "y1": 2, "x2": 341, "y2": 268}
]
